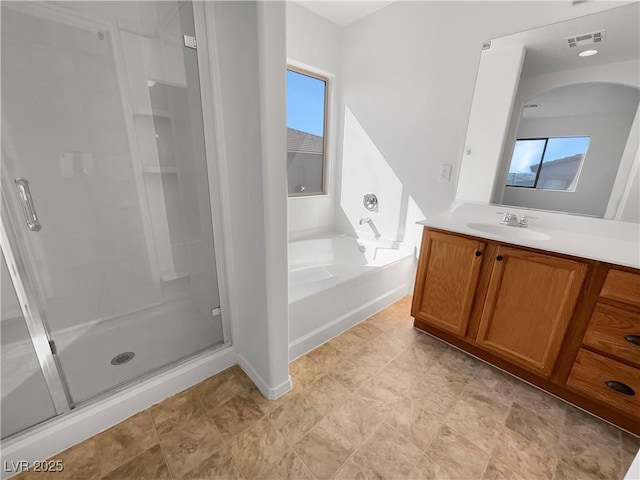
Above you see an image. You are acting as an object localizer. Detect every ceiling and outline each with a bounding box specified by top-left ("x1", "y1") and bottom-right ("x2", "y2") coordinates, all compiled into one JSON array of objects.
[
  {"x1": 501, "y1": 3, "x2": 640, "y2": 78},
  {"x1": 522, "y1": 83, "x2": 640, "y2": 119},
  {"x1": 295, "y1": 1, "x2": 395, "y2": 27}
]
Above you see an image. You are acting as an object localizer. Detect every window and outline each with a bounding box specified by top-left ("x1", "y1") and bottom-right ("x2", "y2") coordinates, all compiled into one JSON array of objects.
[
  {"x1": 506, "y1": 136, "x2": 590, "y2": 191},
  {"x1": 286, "y1": 68, "x2": 327, "y2": 196}
]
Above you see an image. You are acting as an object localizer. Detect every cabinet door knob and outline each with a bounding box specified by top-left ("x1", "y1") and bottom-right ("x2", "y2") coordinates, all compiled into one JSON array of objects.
[
  {"x1": 496, "y1": 255, "x2": 504, "y2": 261},
  {"x1": 624, "y1": 334, "x2": 640, "y2": 346},
  {"x1": 605, "y1": 381, "x2": 635, "y2": 396},
  {"x1": 475, "y1": 251, "x2": 482, "y2": 257}
]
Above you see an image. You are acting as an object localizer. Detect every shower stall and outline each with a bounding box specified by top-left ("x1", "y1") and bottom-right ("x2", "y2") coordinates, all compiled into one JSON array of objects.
[{"x1": 1, "y1": 1, "x2": 227, "y2": 440}]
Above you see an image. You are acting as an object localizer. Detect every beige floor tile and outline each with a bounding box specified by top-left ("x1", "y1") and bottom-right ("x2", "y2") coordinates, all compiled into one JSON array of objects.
[
  {"x1": 491, "y1": 425, "x2": 556, "y2": 479},
  {"x1": 306, "y1": 343, "x2": 350, "y2": 371},
  {"x1": 445, "y1": 389, "x2": 510, "y2": 454},
  {"x1": 208, "y1": 394, "x2": 265, "y2": 440},
  {"x1": 621, "y1": 432, "x2": 640, "y2": 471},
  {"x1": 353, "y1": 376, "x2": 404, "y2": 411},
  {"x1": 554, "y1": 458, "x2": 603, "y2": 480},
  {"x1": 290, "y1": 355, "x2": 327, "y2": 389},
  {"x1": 481, "y1": 458, "x2": 525, "y2": 480},
  {"x1": 381, "y1": 395, "x2": 442, "y2": 451},
  {"x1": 304, "y1": 374, "x2": 350, "y2": 413},
  {"x1": 331, "y1": 356, "x2": 379, "y2": 390},
  {"x1": 267, "y1": 392, "x2": 324, "y2": 444},
  {"x1": 333, "y1": 453, "x2": 385, "y2": 480},
  {"x1": 556, "y1": 430, "x2": 623, "y2": 480},
  {"x1": 328, "y1": 397, "x2": 383, "y2": 448},
  {"x1": 150, "y1": 389, "x2": 207, "y2": 436},
  {"x1": 438, "y1": 347, "x2": 482, "y2": 374},
  {"x1": 349, "y1": 321, "x2": 384, "y2": 342},
  {"x1": 197, "y1": 366, "x2": 255, "y2": 409},
  {"x1": 421, "y1": 361, "x2": 470, "y2": 399},
  {"x1": 424, "y1": 424, "x2": 489, "y2": 479},
  {"x1": 228, "y1": 417, "x2": 288, "y2": 479},
  {"x1": 293, "y1": 417, "x2": 354, "y2": 479},
  {"x1": 19, "y1": 439, "x2": 102, "y2": 480},
  {"x1": 255, "y1": 450, "x2": 314, "y2": 480},
  {"x1": 408, "y1": 454, "x2": 451, "y2": 480},
  {"x1": 158, "y1": 414, "x2": 225, "y2": 478},
  {"x1": 359, "y1": 423, "x2": 422, "y2": 479},
  {"x1": 178, "y1": 449, "x2": 244, "y2": 480},
  {"x1": 563, "y1": 407, "x2": 621, "y2": 445},
  {"x1": 18, "y1": 298, "x2": 635, "y2": 480},
  {"x1": 93, "y1": 411, "x2": 158, "y2": 476},
  {"x1": 101, "y1": 445, "x2": 170, "y2": 480},
  {"x1": 504, "y1": 402, "x2": 562, "y2": 449},
  {"x1": 328, "y1": 329, "x2": 366, "y2": 357},
  {"x1": 464, "y1": 365, "x2": 519, "y2": 411},
  {"x1": 350, "y1": 342, "x2": 397, "y2": 370},
  {"x1": 364, "y1": 312, "x2": 405, "y2": 332},
  {"x1": 511, "y1": 383, "x2": 567, "y2": 424},
  {"x1": 393, "y1": 343, "x2": 444, "y2": 371},
  {"x1": 376, "y1": 359, "x2": 431, "y2": 400}
]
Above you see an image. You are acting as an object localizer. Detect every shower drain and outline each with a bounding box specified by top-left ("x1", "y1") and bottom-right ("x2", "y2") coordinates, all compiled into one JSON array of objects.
[{"x1": 110, "y1": 352, "x2": 135, "y2": 366}]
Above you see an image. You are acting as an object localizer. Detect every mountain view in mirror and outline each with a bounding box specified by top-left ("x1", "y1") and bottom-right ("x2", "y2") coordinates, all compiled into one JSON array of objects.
[{"x1": 457, "y1": 3, "x2": 640, "y2": 221}]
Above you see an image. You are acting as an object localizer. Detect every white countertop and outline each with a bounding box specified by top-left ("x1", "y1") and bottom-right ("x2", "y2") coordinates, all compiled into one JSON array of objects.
[{"x1": 418, "y1": 202, "x2": 640, "y2": 269}]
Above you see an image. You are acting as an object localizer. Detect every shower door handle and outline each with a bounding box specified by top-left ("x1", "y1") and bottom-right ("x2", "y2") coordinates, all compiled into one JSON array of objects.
[{"x1": 15, "y1": 178, "x2": 42, "y2": 232}]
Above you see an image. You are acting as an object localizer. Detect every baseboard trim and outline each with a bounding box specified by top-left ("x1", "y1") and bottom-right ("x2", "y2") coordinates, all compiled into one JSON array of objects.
[
  {"x1": 288, "y1": 282, "x2": 411, "y2": 361},
  {"x1": 1, "y1": 345, "x2": 237, "y2": 479},
  {"x1": 237, "y1": 354, "x2": 292, "y2": 400}
]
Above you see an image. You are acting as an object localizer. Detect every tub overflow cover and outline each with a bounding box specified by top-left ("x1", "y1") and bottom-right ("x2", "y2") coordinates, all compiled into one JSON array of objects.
[{"x1": 363, "y1": 193, "x2": 378, "y2": 211}]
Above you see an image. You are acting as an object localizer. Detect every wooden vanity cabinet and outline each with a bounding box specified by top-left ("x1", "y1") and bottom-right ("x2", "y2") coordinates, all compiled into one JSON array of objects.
[
  {"x1": 411, "y1": 230, "x2": 485, "y2": 336},
  {"x1": 412, "y1": 227, "x2": 640, "y2": 435},
  {"x1": 475, "y1": 246, "x2": 587, "y2": 377}
]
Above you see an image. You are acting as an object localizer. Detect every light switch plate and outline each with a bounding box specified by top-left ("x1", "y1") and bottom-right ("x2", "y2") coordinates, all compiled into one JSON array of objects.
[{"x1": 439, "y1": 164, "x2": 452, "y2": 182}]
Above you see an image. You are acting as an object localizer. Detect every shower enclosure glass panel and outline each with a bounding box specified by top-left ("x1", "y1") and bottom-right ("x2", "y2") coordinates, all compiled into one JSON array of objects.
[
  {"x1": 1, "y1": 0, "x2": 223, "y2": 410},
  {"x1": 1, "y1": 257, "x2": 57, "y2": 438}
]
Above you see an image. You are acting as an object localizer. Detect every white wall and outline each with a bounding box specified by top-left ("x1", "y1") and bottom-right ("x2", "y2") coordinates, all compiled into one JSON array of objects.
[
  {"x1": 286, "y1": 2, "x2": 341, "y2": 238},
  {"x1": 337, "y1": 1, "x2": 629, "y2": 249},
  {"x1": 209, "y1": 1, "x2": 289, "y2": 396}
]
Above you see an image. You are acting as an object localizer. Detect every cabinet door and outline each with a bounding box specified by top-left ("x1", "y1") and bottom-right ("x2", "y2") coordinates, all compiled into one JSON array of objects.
[
  {"x1": 412, "y1": 230, "x2": 485, "y2": 336},
  {"x1": 476, "y1": 247, "x2": 588, "y2": 377}
]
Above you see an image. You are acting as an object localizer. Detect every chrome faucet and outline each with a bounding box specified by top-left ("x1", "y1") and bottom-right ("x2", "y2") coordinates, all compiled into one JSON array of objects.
[
  {"x1": 359, "y1": 217, "x2": 372, "y2": 225},
  {"x1": 498, "y1": 212, "x2": 536, "y2": 228}
]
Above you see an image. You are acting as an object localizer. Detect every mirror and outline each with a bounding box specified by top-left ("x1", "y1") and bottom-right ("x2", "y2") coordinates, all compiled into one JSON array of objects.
[{"x1": 456, "y1": 3, "x2": 640, "y2": 221}]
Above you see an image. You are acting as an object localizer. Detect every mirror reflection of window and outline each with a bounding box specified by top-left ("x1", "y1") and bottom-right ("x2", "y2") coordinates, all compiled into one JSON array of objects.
[{"x1": 507, "y1": 136, "x2": 590, "y2": 192}]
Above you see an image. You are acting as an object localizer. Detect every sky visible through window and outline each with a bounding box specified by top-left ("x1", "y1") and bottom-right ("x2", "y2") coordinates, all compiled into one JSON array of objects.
[{"x1": 286, "y1": 70, "x2": 325, "y2": 136}]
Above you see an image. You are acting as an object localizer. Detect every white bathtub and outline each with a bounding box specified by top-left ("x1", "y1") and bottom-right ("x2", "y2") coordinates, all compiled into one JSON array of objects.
[{"x1": 288, "y1": 234, "x2": 416, "y2": 359}]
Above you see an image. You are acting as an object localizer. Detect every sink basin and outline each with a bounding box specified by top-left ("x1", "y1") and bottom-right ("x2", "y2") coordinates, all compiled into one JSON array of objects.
[{"x1": 466, "y1": 222, "x2": 551, "y2": 241}]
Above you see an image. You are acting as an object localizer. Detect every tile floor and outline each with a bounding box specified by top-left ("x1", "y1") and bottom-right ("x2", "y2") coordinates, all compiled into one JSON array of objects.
[{"x1": 15, "y1": 297, "x2": 640, "y2": 480}]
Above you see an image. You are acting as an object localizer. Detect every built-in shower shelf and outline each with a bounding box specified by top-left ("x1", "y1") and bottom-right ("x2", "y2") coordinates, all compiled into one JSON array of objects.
[
  {"x1": 133, "y1": 107, "x2": 171, "y2": 118},
  {"x1": 142, "y1": 166, "x2": 178, "y2": 174},
  {"x1": 160, "y1": 272, "x2": 190, "y2": 282}
]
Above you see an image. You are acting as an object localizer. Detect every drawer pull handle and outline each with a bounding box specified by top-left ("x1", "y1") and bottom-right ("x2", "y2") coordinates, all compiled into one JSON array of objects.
[
  {"x1": 475, "y1": 251, "x2": 482, "y2": 257},
  {"x1": 624, "y1": 334, "x2": 640, "y2": 346},
  {"x1": 496, "y1": 255, "x2": 504, "y2": 261},
  {"x1": 605, "y1": 381, "x2": 635, "y2": 396}
]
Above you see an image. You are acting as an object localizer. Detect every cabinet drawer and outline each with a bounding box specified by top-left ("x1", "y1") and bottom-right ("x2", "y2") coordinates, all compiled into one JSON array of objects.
[
  {"x1": 600, "y1": 270, "x2": 640, "y2": 308},
  {"x1": 567, "y1": 349, "x2": 640, "y2": 419},
  {"x1": 583, "y1": 304, "x2": 640, "y2": 368}
]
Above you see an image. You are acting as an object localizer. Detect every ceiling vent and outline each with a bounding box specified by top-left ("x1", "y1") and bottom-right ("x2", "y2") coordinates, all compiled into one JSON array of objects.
[{"x1": 566, "y1": 30, "x2": 606, "y2": 48}]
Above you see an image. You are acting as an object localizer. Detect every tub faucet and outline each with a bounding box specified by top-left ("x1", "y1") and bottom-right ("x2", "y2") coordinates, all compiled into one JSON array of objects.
[{"x1": 359, "y1": 217, "x2": 372, "y2": 225}]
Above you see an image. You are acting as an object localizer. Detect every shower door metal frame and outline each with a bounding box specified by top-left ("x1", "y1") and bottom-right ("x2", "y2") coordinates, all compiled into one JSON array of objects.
[{"x1": 0, "y1": 185, "x2": 72, "y2": 415}]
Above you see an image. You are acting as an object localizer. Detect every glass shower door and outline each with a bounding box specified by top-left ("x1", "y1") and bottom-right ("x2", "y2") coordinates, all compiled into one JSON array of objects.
[
  {"x1": 1, "y1": 0, "x2": 224, "y2": 408},
  {"x1": 1, "y1": 255, "x2": 58, "y2": 438}
]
